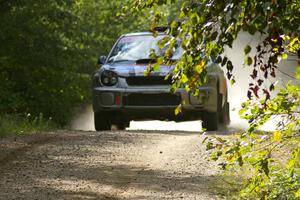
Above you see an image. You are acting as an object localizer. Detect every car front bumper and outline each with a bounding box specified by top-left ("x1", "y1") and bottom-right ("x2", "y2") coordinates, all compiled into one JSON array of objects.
[{"x1": 92, "y1": 86, "x2": 217, "y2": 118}]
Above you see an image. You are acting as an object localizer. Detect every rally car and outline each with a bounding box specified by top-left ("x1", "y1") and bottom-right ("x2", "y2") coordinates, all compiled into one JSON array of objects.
[{"x1": 92, "y1": 32, "x2": 230, "y2": 131}]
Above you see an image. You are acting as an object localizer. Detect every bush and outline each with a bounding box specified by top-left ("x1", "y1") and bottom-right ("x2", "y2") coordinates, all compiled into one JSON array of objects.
[{"x1": 0, "y1": 114, "x2": 56, "y2": 137}]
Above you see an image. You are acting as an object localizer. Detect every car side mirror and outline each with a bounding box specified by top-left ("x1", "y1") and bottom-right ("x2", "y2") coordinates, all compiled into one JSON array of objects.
[{"x1": 98, "y1": 55, "x2": 107, "y2": 65}]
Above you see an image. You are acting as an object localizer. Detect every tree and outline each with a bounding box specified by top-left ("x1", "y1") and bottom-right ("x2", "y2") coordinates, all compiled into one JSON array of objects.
[
  {"x1": 0, "y1": 0, "x2": 149, "y2": 125},
  {"x1": 123, "y1": 0, "x2": 300, "y2": 198}
]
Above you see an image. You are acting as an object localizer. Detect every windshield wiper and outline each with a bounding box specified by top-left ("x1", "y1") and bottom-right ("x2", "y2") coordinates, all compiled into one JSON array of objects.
[{"x1": 107, "y1": 59, "x2": 132, "y2": 63}]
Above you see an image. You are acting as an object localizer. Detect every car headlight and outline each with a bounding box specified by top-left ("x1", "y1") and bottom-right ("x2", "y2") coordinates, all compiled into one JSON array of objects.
[{"x1": 100, "y1": 70, "x2": 118, "y2": 86}]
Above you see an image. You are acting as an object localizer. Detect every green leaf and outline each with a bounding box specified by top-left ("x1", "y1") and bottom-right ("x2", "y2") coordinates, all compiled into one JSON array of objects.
[
  {"x1": 181, "y1": 74, "x2": 188, "y2": 83},
  {"x1": 175, "y1": 104, "x2": 182, "y2": 115},
  {"x1": 221, "y1": 57, "x2": 228, "y2": 66},
  {"x1": 226, "y1": 61, "x2": 233, "y2": 71},
  {"x1": 215, "y1": 56, "x2": 222, "y2": 63},
  {"x1": 230, "y1": 79, "x2": 236, "y2": 85},
  {"x1": 157, "y1": 57, "x2": 164, "y2": 65},
  {"x1": 244, "y1": 56, "x2": 253, "y2": 66},
  {"x1": 206, "y1": 142, "x2": 215, "y2": 150},
  {"x1": 248, "y1": 24, "x2": 257, "y2": 35},
  {"x1": 152, "y1": 63, "x2": 160, "y2": 71},
  {"x1": 244, "y1": 45, "x2": 251, "y2": 55},
  {"x1": 282, "y1": 53, "x2": 288, "y2": 60},
  {"x1": 296, "y1": 188, "x2": 300, "y2": 198},
  {"x1": 202, "y1": 136, "x2": 209, "y2": 144},
  {"x1": 272, "y1": 131, "x2": 282, "y2": 141}
]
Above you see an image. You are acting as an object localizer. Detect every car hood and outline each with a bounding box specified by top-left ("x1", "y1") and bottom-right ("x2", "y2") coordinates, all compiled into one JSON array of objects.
[{"x1": 101, "y1": 61, "x2": 174, "y2": 77}]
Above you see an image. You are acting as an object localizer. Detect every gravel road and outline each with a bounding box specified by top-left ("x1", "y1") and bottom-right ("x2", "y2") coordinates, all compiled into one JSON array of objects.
[{"x1": 0, "y1": 130, "x2": 225, "y2": 200}]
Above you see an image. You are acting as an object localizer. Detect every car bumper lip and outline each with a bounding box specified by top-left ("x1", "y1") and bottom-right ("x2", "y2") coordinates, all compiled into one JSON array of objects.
[{"x1": 93, "y1": 86, "x2": 174, "y2": 93}]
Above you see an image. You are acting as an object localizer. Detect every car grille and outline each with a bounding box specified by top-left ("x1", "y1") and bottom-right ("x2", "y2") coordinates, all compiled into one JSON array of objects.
[
  {"x1": 123, "y1": 93, "x2": 181, "y2": 106},
  {"x1": 126, "y1": 76, "x2": 172, "y2": 86}
]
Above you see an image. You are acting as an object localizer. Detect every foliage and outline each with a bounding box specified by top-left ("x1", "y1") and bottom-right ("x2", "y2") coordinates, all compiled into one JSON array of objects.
[
  {"x1": 124, "y1": 0, "x2": 300, "y2": 198},
  {"x1": 206, "y1": 83, "x2": 300, "y2": 199},
  {"x1": 0, "y1": 0, "x2": 150, "y2": 127},
  {"x1": 0, "y1": 113, "x2": 56, "y2": 137}
]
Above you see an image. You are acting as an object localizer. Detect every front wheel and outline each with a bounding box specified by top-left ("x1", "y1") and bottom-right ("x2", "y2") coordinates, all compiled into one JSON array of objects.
[
  {"x1": 223, "y1": 102, "x2": 230, "y2": 125},
  {"x1": 202, "y1": 111, "x2": 219, "y2": 131},
  {"x1": 94, "y1": 112, "x2": 112, "y2": 131},
  {"x1": 202, "y1": 92, "x2": 221, "y2": 131},
  {"x1": 220, "y1": 101, "x2": 230, "y2": 125},
  {"x1": 115, "y1": 120, "x2": 130, "y2": 130},
  {"x1": 218, "y1": 93, "x2": 230, "y2": 125}
]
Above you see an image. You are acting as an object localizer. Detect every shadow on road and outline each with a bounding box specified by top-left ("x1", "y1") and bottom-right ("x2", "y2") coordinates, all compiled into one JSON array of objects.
[{"x1": 0, "y1": 130, "x2": 240, "y2": 199}]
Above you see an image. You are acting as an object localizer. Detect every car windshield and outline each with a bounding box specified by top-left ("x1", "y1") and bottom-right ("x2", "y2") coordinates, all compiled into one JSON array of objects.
[{"x1": 108, "y1": 35, "x2": 183, "y2": 63}]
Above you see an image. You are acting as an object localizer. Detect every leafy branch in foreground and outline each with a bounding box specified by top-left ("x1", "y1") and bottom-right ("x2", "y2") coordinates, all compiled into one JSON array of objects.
[
  {"x1": 206, "y1": 83, "x2": 300, "y2": 199},
  {"x1": 123, "y1": 0, "x2": 300, "y2": 198}
]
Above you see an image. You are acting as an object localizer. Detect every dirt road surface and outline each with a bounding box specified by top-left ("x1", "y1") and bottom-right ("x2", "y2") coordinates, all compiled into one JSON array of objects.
[{"x1": 0, "y1": 130, "x2": 226, "y2": 200}]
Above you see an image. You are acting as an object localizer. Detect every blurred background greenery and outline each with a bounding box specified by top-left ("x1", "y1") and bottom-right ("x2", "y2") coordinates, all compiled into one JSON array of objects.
[{"x1": 0, "y1": 0, "x2": 178, "y2": 136}]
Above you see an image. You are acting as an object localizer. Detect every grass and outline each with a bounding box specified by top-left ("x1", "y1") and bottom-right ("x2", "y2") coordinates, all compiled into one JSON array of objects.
[
  {"x1": 0, "y1": 114, "x2": 56, "y2": 137},
  {"x1": 207, "y1": 169, "x2": 246, "y2": 199}
]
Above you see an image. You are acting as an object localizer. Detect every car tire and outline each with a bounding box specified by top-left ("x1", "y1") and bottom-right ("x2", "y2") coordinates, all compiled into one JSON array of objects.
[
  {"x1": 94, "y1": 112, "x2": 111, "y2": 131},
  {"x1": 218, "y1": 94, "x2": 223, "y2": 123},
  {"x1": 219, "y1": 95, "x2": 230, "y2": 125},
  {"x1": 115, "y1": 121, "x2": 129, "y2": 130},
  {"x1": 202, "y1": 90, "x2": 222, "y2": 131},
  {"x1": 223, "y1": 102, "x2": 230, "y2": 125},
  {"x1": 202, "y1": 111, "x2": 219, "y2": 131}
]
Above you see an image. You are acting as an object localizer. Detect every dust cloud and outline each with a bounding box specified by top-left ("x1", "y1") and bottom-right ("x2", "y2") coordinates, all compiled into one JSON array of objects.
[
  {"x1": 70, "y1": 105, "x2": 95, "y2": 131},
  {"x1": 70, "y1": 105, "x2": 203, "y2": 132},
  {"x1": 71, "y1": 32, "x2": 297, "y2": 132}
]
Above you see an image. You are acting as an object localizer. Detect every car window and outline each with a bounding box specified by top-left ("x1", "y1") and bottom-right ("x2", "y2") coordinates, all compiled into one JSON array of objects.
[{"x1": 108, "y1": 35, "x2": 183, "y2": 62}]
